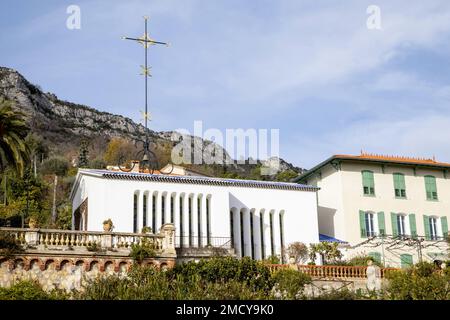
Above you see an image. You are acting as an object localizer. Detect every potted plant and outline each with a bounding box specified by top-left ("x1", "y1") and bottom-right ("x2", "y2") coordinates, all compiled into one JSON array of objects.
[
  {"x1": 141, "y1": 226, "x2": 152, "y2": 234},
  {"x1": 103, "y1": 218, "x2": 114, "y2": 232},
  {"x1": 28, "y1": 216, "x2": 39, "y2": 229}
]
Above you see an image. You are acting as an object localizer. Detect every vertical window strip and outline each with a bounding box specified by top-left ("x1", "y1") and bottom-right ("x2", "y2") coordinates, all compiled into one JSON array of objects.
[
  {"x1": 170, "y1": 196, "x2": 174, "y2": 223},
  {"x1": 143, "y1": 194, "x2": 147, "y2": 228},
  {"x1": 152, "y1": 195, "x2": 156, "y2": 233},
  {"x1": 260, "y1": 212, "x2": 265, "y2": 260},
  {"x1": 198, "y1": 197, "x2": 201, "y2": 247},
  {"x1": 250, "y1": 211, "x2": 254, "y2": 259},
  {"x1": 188, "y1": 197, "x2": 192, "y2": 246},
  {"x1": 179, "y1": 196, "x2": 183, "y2": 247},
  {"x1": 279, "y1": 213, "x2": 285, "y2": 263},
  {"x1": 240, "y1": 211, "x2": 245, "y2": 257},
  {"x1": 161, "y1": 195, "x2": 165, "y2": 225},
  {"x1": 230, "y1": 210, "x2": 234, "y2": 249},
  {"x1": 270, "y1": 213, "x2": 274, "y2": 257},
  {"x1": 133, "y1": 194, "x2": 138, "y2": 233},
  {"x1": 206, "y1": 197, "x2": 211, "y2": 246}
]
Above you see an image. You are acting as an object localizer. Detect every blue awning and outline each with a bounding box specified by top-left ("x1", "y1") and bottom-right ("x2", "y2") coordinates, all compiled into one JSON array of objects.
[{"x1": 319, "y1": 234, "x2": 348, "y2": 244}]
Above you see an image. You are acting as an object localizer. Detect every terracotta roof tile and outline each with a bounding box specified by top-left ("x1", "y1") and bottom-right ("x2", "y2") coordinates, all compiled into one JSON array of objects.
[{"x1": 333, "y1": 153, "x2": 450, "y2": 167}]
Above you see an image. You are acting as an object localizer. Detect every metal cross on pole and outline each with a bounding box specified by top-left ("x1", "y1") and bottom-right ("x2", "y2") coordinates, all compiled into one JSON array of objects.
[{"x1": 120, "y1": 16, "x2": 172, "y2": 174}]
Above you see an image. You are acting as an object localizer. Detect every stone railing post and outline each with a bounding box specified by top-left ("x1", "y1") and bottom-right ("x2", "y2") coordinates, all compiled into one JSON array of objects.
[
  {"x1": 159, "y1": 223, "x2": 176, "y2": 255},
  {"x1": 24, "y1": 229, "x2": 39, "y2": 246},
  {"x1": 101, "y1": 232, "x2": 113, "y2": 249}
]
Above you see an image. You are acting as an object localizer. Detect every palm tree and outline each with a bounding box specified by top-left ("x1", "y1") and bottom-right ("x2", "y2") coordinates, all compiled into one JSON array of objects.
[{"x1": 0, "y1": 98, "x2": 30, "y2": 176}]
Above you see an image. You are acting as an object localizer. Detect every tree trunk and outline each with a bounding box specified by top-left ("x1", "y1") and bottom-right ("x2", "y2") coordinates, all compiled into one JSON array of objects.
[{"x1": 52, "y1": 175, "x2": 58, "y2": 223}]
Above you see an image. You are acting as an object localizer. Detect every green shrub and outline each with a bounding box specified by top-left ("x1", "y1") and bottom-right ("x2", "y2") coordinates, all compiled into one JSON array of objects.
[
  {"x1": 310, "y1": 287, "x2": 359, "y2": 300},
  {"x1": 383, "y1": 262, "x2": 450, "y2": 300},
  {"x1": 271, "y1": 269, "x2": 311, "y2": 299},
  {"x1": 129, "y1": 240, "x2": 156, "y2": 263},
  {"x1": 0, "y1": 281, "x2": 67, "y2": 300},
  {"x1": 167, "y1": 257, "x2": 273, "y2": 292},
  {"x1": 0, "y1": 232, "x2": 24, "y2": 258}
]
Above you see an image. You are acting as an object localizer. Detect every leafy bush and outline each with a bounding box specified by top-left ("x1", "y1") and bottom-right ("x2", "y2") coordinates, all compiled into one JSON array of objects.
[
  {"x1": 167, "y1": 257, "x2": 273, "y2": 292},
  {"x1": 0, "y1": 232, "x2": 24, "y2": 258},
  {"x1": 129, "y1": 240, "x2": 156, "y2": 263},
  {"x1": 383, "y1": 262, "x2": 450, "y2": 300},
  {"x1": 79, "y1": 264, "x2": 268, "y2": 300},
  {"x1": 0, "y1": 281, "x2": 67, "y2": 300},
  {"x1": 339, "y1": 254, "x2": 383, "y2": 268},
  {"x1": 271, "y1": 269, "x2": 311, "y2": 299},
  {"x1": 310, "y1": 287, "x2": 359, "y2": 300}
]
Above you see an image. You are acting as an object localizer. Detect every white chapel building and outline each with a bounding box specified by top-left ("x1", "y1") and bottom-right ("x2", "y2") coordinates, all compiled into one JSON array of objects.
[{"x1": 70, "y1": 168, "x2": 320, "y2": 261}]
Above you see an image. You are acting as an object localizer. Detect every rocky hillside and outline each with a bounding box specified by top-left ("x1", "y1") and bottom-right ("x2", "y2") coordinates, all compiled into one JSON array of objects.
[{"x1": 0, "y1": 67, "x2": 304, "y2": 179}]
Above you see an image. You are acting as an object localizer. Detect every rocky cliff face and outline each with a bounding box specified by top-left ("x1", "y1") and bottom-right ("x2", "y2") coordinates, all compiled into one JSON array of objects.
[{"x1": 0, "y1": 66, "x2": 304, "y2": 178}]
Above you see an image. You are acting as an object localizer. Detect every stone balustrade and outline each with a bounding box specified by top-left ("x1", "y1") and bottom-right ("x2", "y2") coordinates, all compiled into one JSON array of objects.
[
  {"x1": 0, "y1": 223, "x2": 176, "y2": 254},
  {"x1": 267, "y1": 264, "x2": 398, "y2": 279}
]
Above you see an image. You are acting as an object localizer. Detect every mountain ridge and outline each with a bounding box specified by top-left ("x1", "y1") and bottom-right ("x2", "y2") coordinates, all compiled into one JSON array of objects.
[{"x1": 0, "y1": 66, "x2": 304, "y2": 179}]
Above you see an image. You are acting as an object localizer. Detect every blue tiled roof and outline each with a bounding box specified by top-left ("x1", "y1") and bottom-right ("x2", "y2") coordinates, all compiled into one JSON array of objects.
[
  {"x1": 319, "y1": 233, "x2": 348, "y2": 243},
  {"x1": 80, "y1": 169, "x2": 319, "y2": 192}
]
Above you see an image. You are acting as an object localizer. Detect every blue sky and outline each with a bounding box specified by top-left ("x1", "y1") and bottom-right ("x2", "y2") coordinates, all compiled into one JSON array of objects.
[{"x1": 1, "y1": 0, "x2": 450, "y2": 168}]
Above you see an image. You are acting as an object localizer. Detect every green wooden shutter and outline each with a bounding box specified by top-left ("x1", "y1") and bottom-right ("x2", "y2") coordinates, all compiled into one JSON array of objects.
[
  {"x1": 409, "y1": 214, "x2": 417, "y2": 239},
  {"x1": 393, "y1": 173, "x2": 406, "y2": 198},
  {"x1": 423, "y1": 215, "x2": 431, "y2": 240},
  {"x1": 441, "y1": 216, "x2": 448, "y2": 238},
  {"x1": 400, "y1": 254, "x2": 413, "y2": 268},
  {"x1": 425, "y1": 176, "x2": 438, "y2": 200},
  {"x1": 368, "y1": 252, "x2": 381, "y2": 264},
  {"x1": 362, "y1": 171, "x2": 375, "y2": 195},
  {"x1": 377, "y1": 212, "x2": 385, "y2": 236},
  {"x1": 359, "y1": 210, "x2": 367, "y2": 238},
  {"x1": 391, "y1": 212, "x2": 398, "y2": 237}
]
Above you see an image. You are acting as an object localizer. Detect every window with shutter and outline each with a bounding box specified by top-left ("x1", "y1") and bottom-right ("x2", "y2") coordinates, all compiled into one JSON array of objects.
[
  {"x1": 424, "y1": 176, "x2": 438, "y2": 200},
  {"x1": 368, "y1": 252, "x2": 381, "y2": 264},
  {"x1": 400, "y1": 254, "x2": 413, "y2": 268},
  {"x1": 441, "y1": 217, "x2": 448, "y2": 238},
  {"x1": 393, "y1": 173, "x2": 406, "y2": 198},
  {"x1": 391, "y1": 212, "x2": 398, "y2": 237},
  {"x1": 362, "y1": 171, "x2": 375, "y2": 196},
  {"x1": 409, "y1": 214, "x2": 417, "y2": 239},
  {"x1": 423, "y1": 215, "x2": 431, "y2": 240}
]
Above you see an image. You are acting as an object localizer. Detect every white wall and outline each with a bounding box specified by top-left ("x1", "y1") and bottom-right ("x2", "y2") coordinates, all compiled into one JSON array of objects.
[{"x1": 71, "y1": 171, "x2": 320, "y2": 261}]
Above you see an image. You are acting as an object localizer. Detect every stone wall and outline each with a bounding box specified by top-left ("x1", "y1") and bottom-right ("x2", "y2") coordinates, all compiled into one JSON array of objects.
[{"x1": 0, "y1": 254, "x2": 175, "y2": 292}]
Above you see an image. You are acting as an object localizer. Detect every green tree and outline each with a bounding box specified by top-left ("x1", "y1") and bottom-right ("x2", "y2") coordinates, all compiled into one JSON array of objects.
[
  {"x1": 104, "y1": 138, "x2": 135, "y2": 166},
  {"x1": 40, "y1": 157, "x2": 69, "y2": 177},
  {"x1": 309, "y1": 242, "x2": 343, "y2": 265},
  {"x1": 275, "y1": 170, "x2": 299, "y2": 182},
  {"x1": 286, "y1": 242, "x2": 309, "y2": 264},
  {"x1": 0, "y1": 98, "x2": 30, "y2": 176}
]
